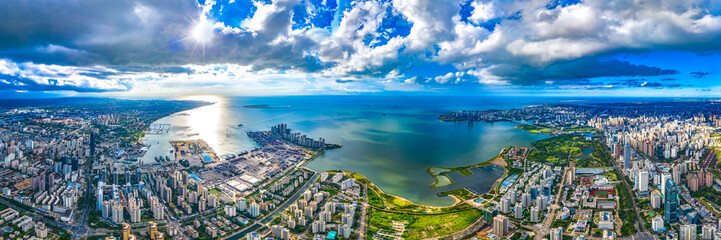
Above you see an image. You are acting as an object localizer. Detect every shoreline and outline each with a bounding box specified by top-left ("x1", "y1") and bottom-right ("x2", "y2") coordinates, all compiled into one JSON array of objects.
[{"x1": 427, "y1": 154, "x2": 506, "y2": 188}]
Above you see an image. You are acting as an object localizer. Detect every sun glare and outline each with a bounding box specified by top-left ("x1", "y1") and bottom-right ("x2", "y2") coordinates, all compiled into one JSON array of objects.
[
  {"x1": 191, "y1": 20, "x2": 214, "y2": 44},
  {"x1": 180, "y1": 95, "x2": 221, "y2": 103}
]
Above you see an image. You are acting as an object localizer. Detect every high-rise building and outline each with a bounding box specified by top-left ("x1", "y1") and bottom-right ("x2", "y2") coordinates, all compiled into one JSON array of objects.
[
  {"x1": 484, "y1": 207, "x2": 498, "y2": 223},
  {"x1": 493, "y1": 215, "x2": 508, "y2": 237},
  {"x1": 112, "y1": 204, "x2": 124, "y2": 223},
  {"x1": 702, "y1": 224, "x2": 715, "y2": 240},
  {"x1": 665, "y1": 178, "x2": 678, "y2": 223},
  {"x1": 509, "y1": 189, "x2": 517, "y2": 205},
  {"x1": 71, "y1": 157, "x2": 79, "y2": 171},
  {"x1": 650, "y1": 190, "x2": 661, "y2": 209},
  {"x1": 661, "y1": 173, "x2": 672, "y2": 196},
  {"x1": 249, "y1": 202, "x2": 260, "y2": 217},
  {"x1": 637, "y1": 171, "x2": 649, "y2": 193},
  {"x1": 97, "y1": 181, "x2": 104, "y2": 211},
  {"x1": 551, "y1": 227, "x2": 563, "y2": 240},
  {"x1": 501, "y1": 197, "x2": 511, "y2": 214},
  {"x1": 122, "y1": 223, "x2": 131, "y2": 240},
  {"x1": 680, "y1": 224, "x2": 697, "y2": 240},
  {"x1": 568, "y1": 160, "x2": 576, "y2": 185},
  {"x1": 148, "y1": 221, "x2": 160, "y2": 240},
  {"x1": 652, "y1": 216, "x2": 665, "y2": 232},
  {"x1": 199, "y1": 197, "x2": 206, "y2": 212},
  {"x1": 514, "y1": 203, "x2": 523, "y2": 219},
  {"x1": 521, "y1": 193, "x2": 530, "y2": 207},
  {"x1": 530, "y1": 206, "x2": 539, "y2": 222},
  {"x1": 623, "y1": 141, "x2": 631, "y2": 169},
  {"x1": 537, "y1": 195, "x2": 547, "y2": 210}
]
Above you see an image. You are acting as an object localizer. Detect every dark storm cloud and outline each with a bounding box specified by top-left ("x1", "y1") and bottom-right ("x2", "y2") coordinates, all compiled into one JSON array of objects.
[{"x1": 490, "y1": 58, "x2": 680, "y2": 85}]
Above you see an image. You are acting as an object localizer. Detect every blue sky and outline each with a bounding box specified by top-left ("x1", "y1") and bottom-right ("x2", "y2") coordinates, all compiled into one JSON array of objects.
[{"x1": 0, "y1": 0, "x2": 721, "y2": 98}]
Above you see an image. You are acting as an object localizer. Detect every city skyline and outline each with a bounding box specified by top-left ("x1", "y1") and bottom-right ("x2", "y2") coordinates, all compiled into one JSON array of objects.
[{"x1": 1, "y1": 0, "x2": 721, "y2": 98}]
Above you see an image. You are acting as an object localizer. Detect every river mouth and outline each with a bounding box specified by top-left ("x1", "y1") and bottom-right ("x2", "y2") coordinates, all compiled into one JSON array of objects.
[{"x1": 140, "y1": 96, "x2": 552, "y2": 207}]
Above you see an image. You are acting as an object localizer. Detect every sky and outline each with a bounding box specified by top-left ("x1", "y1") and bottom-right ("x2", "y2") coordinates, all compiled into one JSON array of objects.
[{"x1": 1, "y1": 0, "x2": 721, "y2": 98}]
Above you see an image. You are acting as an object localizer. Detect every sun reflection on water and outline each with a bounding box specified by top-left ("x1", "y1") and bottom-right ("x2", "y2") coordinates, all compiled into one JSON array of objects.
[{"x1": 179, "y1": 95, "x2": 225, "y2": 152}]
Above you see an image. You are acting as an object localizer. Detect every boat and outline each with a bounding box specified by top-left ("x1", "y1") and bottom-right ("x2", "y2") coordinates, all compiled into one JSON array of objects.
[{"x1": 237, "y1": 124, "x2": 243, "y2": 127}]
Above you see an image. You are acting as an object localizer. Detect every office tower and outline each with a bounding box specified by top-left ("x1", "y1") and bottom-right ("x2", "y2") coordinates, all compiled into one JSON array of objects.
[
  {"x1": 665, "y1": 179, "x2": 678, "y2": 223},
  {"x1": 661, "y1": 173, "x2": 671, "y2": 196},
  {"x1": 97, "y1": 181, "x2": 104, "y2": 211},
  {"x1": 484, "y1": 207, "x2": 498, "y2": 223},
  {"x1": 493, "y1": 215, "x2": 508, "y2": 237},
  {"x1": 71, "y1": 157, "x2": 79, "y2": 171}
]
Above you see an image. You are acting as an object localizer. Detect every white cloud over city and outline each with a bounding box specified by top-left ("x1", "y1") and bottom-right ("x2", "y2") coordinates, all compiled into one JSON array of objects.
[{"x1": 0, "y1": 0, "x2": 720, "y2": 96}]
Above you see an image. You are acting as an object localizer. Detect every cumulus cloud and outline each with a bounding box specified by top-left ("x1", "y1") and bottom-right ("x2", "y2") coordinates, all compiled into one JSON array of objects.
[{"x1": 0, "y1": 0, "x2": 719, "y2": 94}]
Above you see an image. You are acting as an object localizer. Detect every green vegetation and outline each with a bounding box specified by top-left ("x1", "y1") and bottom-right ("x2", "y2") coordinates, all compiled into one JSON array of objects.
[
  {"x1": 437, "y1": 189, "x2": 476, "y2": 201},
  {"x1": 616, "y1": 182, "x2": 634, "y2": 210},
  {"x1": 367, "y1": 208, "x2": 481, "y2": 239},
  {"x1": 350, "y1": 171, "x2": 473, "y2": 213},
  {"x1": 691, "y1": 187, "x2": 721, "y2": 203},
  {"x1": 527, "y1": 134, "x2": 612, "y2": 167},
  {"x1": 515, "y1": 124, "x2": 556, "y2": 134},
  {"x1": 367, "y1": 188, "x2": 385, "y2": 208},
  {"x1": 179, "y1": 159, "x2": 190, "y2": 167},
  {"x1": 616, "y1": 180, "x2": 638, "y2": 237}
]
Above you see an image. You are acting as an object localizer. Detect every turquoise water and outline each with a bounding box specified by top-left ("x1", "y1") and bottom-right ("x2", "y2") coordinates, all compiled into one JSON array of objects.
[{"x1": 141, "y1": 96, "x2": 563, "y2": 206}]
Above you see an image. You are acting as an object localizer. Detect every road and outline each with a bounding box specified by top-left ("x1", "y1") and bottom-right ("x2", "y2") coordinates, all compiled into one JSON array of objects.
[
  {"x1": 358, "y1": 185, "x2": 368, "y2": 239},
  {"x1": 534, "y1": 166, "x2": 567, "y2": 240},
  {"x1": 221, "y1": 172, "x2": 319, "y2": 240},
  {"x1": 607, "y1": 145, "x2": 646, "y2": 233}
]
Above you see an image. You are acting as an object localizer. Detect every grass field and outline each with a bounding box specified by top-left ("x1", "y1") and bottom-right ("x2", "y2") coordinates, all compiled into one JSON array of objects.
[{"x1": 368, "y1": 208, "x2": 482, "y2": 239}]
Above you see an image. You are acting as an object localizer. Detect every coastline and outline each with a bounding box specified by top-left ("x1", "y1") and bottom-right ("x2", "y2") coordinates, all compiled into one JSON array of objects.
[{"x1": 427, "y1": 154, "x2": 506, "y2": 188}]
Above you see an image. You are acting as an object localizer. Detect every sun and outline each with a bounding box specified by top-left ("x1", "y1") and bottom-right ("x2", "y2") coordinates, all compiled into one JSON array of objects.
[{"x1": 191, "y1": 20, "x2": 214, "y2": 44}]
